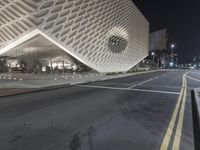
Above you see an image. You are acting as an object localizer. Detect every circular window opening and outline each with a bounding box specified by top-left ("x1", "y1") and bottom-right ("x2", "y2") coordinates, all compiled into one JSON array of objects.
[{"x1": 108, "y1": 36, "x2": 128, "y2": 53}]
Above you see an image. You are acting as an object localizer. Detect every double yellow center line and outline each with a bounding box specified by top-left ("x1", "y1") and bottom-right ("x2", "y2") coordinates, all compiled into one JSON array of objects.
[{"x1": 160, "y1": 72, "x2": 189, "y2": 150}]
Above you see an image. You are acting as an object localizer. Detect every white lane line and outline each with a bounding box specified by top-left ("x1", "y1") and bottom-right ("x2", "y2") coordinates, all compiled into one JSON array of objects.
[
  {"x1": 186, "y1": 75, "x2": 200, "y2": 82},
  {"x1": 143, "y1": 84, "x2": 182, "y2": 89},
  {"x1": 77, "y1": 85, "x2": 180, "y2": 95},
  {"x1": 128, "y1": 78, "x2": 154, "y2": 89},
  {"x1": 129, "y1": 88, "x2": 180, "y2": 95},
  {"x1": 77, "y1": 84, "x2": 133, "y2": 91}
]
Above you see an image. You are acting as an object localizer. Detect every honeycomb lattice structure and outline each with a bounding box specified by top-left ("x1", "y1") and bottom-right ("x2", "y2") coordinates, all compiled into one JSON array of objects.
[{"x1": 0, "y1": 0, "x2": 149, "y2": 72}]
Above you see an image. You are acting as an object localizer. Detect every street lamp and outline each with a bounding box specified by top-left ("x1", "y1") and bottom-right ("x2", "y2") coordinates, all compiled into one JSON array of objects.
[
  {"x1": 151, "y1": 52, "x2": 155, "y2": 63},
  {"x1": 170, "y1": 62, "x2": 174, "y2": 67},
  {"x1": 171, "y1": 44, "x2": 175, "y2": 52},
  {"x1": 170, "y1": 43, "x2": 176, "y2": 68},
  {"x1": 171, "y1": 44, "x2": 175, "y2": 49}
]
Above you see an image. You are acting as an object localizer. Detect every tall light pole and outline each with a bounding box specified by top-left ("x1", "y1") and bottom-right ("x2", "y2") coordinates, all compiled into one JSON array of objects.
[
  {"x1": 151, "y1": 52, "x2": 155, "y2": 63},
  {"x1": 170, "y1": 43, "x2": 176, "y2": 68},
  {"x1": 170, "y1": 44, "x2": 175, "y2": 60}
]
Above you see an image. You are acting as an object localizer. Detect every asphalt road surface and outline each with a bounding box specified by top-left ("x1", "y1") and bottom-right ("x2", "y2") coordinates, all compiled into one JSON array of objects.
[{"x1": 0, "y1": 70, "x2": 199, "y2": 150}]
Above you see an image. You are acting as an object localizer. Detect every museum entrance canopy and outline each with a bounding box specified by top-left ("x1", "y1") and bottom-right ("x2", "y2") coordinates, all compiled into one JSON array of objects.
[{"x1": 0, "y1": 34, "x2": 89, "y2": 73}]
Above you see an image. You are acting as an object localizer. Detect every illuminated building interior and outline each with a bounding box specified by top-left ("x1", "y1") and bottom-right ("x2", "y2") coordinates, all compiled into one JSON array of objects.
[{"x1": 1, "y1": 35, "x2": 89, "y2": 73}]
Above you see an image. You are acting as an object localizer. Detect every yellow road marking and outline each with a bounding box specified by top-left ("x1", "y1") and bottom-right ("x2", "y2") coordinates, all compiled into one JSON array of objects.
[
  {"x1": 160, "y1": 76, "x2": 185, "y2": 150},
  {"x1": 172, "y1": 75, "x2": 187, "y2": 150},
  {"x1": 160, "y1": 71, "x2": 189, "y2": 150}
]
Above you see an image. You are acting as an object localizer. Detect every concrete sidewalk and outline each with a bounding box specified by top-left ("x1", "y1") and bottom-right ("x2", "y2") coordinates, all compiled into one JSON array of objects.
[{"x1": 0, "y1": 70, "x2": 157, "y2": 97}]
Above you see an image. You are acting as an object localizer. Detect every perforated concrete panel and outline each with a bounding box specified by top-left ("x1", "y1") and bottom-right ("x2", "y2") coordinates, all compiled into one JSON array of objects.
[{"x1": 0, "y1": 0, "x2": 149, "y2": 72}]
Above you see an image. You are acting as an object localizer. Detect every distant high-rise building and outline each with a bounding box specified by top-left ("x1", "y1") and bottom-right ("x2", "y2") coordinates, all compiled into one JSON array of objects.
[
  {"x1": 149, "y1": 29, "x2": 171, "y2": 68},
  {"x1": 150, "y1": 29, "x2": 167, "y2": 52}
]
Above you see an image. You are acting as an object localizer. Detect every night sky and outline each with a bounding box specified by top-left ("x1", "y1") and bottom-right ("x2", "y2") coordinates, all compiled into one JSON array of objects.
[{"x1": 133, "y1": 0, "x2": 200, "y2": 63}]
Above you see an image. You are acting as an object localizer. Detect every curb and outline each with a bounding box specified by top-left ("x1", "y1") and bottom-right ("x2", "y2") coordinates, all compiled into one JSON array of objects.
[
  {"x1": 0, "y1": 70, "x2": 159, "y2": 98},
  {"x1": 0, "y1": 84, "x2": 70, "y2": 98},
  {"x1": 193, "y1": 89, "x2": 200, "y2": 130},
  {"x1": 191, "y1": 89, "x2": 200, "y2": 150}
]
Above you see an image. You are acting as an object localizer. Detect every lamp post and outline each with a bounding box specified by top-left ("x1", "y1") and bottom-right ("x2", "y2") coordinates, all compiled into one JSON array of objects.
[
  {"x1": 151, "y1": 52, "x2": 156, "y2": 69},
  {"x1": 151, "y1": 52, "x2": 155, "y2": 63},
  {"x1": 171, "y1": 44, "x2": 175, "y2": 50},
  {"x1": 170, "y1": 43, "x2": 175, "y2": 68},
  {"x1": 170, "y1": 44, "x2": 175, "y2": 59}
]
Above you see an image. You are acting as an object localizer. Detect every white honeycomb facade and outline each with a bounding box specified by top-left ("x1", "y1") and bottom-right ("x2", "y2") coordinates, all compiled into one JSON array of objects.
[{"x1": 0, "y1": 0, "x2": 149, "y2": 72}]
